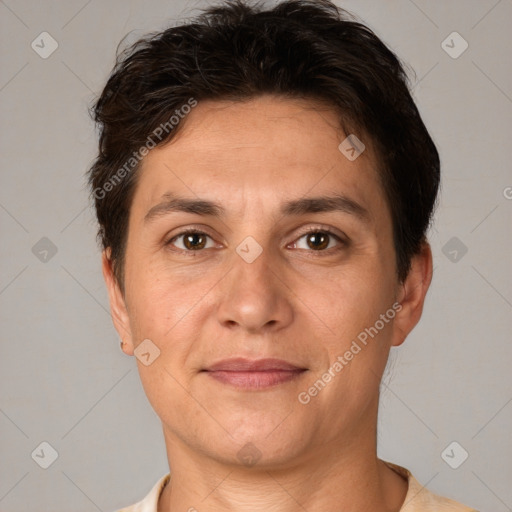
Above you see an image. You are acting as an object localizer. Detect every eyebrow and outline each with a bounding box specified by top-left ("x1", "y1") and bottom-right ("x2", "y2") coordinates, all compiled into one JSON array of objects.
[{"x1": 143, "y1": 192, "x2": 370, "y2": 225}]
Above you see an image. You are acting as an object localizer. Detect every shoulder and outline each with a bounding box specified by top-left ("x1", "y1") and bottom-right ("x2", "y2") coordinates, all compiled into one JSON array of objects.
[
  {"x1": 383, "y1": 461, "x2": 479, "y2": 512},
  {"x1": 113, "y1": 473, "x2": 170, "y2": 512}
]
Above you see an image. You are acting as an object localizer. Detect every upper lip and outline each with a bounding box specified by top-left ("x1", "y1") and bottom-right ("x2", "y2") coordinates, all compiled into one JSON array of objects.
[{"x1": 203, "y1": 358, "x2": 306, "y2": 372}]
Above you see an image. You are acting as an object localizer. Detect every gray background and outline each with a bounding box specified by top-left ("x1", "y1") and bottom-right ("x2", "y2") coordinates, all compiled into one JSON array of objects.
[{"x1": 1, "y1": 0, "x2": 511, "y2": 511}]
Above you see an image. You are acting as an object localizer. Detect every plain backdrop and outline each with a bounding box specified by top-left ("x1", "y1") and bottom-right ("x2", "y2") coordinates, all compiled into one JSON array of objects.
[{"x1": 0, "y1": 1, "x2": 511, "y2": 511}]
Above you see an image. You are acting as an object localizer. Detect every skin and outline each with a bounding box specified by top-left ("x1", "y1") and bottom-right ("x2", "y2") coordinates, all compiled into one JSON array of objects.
[{"x1": 102, "y1": 95, "x2": 432, "y2": 512}]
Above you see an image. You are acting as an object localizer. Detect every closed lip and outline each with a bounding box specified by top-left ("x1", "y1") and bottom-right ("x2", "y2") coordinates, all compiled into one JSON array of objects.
[{"x1": 203, "y1": 357, "x2": 306, "y2": 372}]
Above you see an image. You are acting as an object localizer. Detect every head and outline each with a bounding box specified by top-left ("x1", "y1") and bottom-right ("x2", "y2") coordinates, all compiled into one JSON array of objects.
[{"x1": 88, "y1": 0, "x2": 438, "y2": 468}]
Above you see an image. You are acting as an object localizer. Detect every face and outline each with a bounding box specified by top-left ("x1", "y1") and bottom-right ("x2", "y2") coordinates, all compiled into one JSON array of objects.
[{"x1": 103, "y1": 95, "x2": 431, "y2": 469}]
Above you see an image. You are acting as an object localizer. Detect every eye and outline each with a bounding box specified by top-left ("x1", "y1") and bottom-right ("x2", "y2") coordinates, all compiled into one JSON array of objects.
[
  {"x1": 290, "y1": 228, "x2": 345, "y2": 252},
  {"x1": 165, "y1": 226, "x2": 346, "y2": 254},
  {"x1": 166, "y1": 230, "x2": 216, "y2": 251}
]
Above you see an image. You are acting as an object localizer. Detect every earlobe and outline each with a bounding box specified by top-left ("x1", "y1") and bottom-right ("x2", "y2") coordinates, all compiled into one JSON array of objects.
[
  {"x1": 101, "y1": 249, "x2": 134, "y2": 356},
  {"x1": 391, "y1": 242, "x2": 433, "y2": 347}
]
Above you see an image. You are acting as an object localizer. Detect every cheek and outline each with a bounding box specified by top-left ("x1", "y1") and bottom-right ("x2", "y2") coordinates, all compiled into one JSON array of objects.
[
  {"x1": 125, "y1": 257, "x2": 220, "y2": 358},
  {"x1": 313, "y1": 267, "x2": 397, "y2": 371},
  {"x1": 326, "y1": 268, "x2": 392, "y2": 325},
  {"x1": 124, "y1": 260, "x2": 179, "y2": 340}
]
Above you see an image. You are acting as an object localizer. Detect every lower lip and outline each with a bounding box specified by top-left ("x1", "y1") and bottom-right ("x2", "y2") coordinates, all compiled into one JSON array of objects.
[{"x1": 204, "y1": 370, "x2": 306, "y2": 389}]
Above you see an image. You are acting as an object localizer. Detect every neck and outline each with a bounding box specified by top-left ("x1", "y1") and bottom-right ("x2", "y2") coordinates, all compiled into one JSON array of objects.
[{"x1": 157, "y1": 423, "x2": 407, "y2": 512}]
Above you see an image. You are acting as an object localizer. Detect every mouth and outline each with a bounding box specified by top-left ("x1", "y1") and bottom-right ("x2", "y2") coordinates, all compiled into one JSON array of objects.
[{"x1": 201, "y1": 358, "x2": 308, "y2": 390}]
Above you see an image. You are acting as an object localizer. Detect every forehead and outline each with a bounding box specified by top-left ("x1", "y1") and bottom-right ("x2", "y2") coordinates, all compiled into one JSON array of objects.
[
  {"x1": 147, "y1": 96, "x2": 362, "y2": 171},
  {"x1": 131, "y1": 95, "x2": 387, "y2": 225}
]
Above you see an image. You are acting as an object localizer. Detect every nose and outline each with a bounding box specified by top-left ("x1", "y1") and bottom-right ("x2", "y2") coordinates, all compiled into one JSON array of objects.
[{"x1": 216, "y1": 245, "x2": 294, "y2": 335}]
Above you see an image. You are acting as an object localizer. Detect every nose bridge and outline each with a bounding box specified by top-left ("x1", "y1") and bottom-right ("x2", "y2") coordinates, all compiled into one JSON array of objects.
[
  {"x1": 234, "y1": 237, "x2": 275, "y2": 293},
  {"x1": 216, "y1": 237, "x2": 292, "y2": 332}
]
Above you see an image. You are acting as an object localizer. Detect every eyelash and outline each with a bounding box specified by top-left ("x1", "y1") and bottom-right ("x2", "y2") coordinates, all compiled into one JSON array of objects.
[{"x1": 165, "y1": 226, "x2": 347, "y2": 256}]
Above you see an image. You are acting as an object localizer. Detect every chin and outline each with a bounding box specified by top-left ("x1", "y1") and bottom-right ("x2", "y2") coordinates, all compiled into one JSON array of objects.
[
  {"x1": 208, "y1": 438, "x2": 308, "y2": 471},
  {"x1": 204, "y1": 418, "x2": 310, "y2": 470}
]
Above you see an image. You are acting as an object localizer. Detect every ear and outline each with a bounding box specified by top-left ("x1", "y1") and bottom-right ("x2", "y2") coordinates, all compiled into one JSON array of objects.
[
  {"x1": 391, "y1": 241, "x2": 433, "y2": 347},
  {"x1": 101, "y1": 249, "x2": 134, "y2": 356}
]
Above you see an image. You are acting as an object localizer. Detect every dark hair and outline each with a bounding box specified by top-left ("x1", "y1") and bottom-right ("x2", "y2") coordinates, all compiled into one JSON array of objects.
[{"x1": 87, "y1": 0, "x2": 440, "y2": 293}]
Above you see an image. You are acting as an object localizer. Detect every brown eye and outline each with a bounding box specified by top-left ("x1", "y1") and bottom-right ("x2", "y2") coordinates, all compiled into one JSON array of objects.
[
  {"x1": 183, "y1": 232, "x2": 207, "y2": 250},
  {"x1": 167, "y1": 231, "x2": 214, "y2": 251},
  {"x1": 306, "y1": 232, "x2": 330, "y2": 250},
  {"x1": 293, "y1": 230, "x2": 342, "y2": 252}
]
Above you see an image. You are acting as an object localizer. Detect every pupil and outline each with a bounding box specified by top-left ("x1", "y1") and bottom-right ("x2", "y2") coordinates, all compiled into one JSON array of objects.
[
  {"x1": 308, "y1": 232, "x2": 328, "y2": 250},
  {"x1": 185, "y1": 233, "x2": 205, "y2": 250}
]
